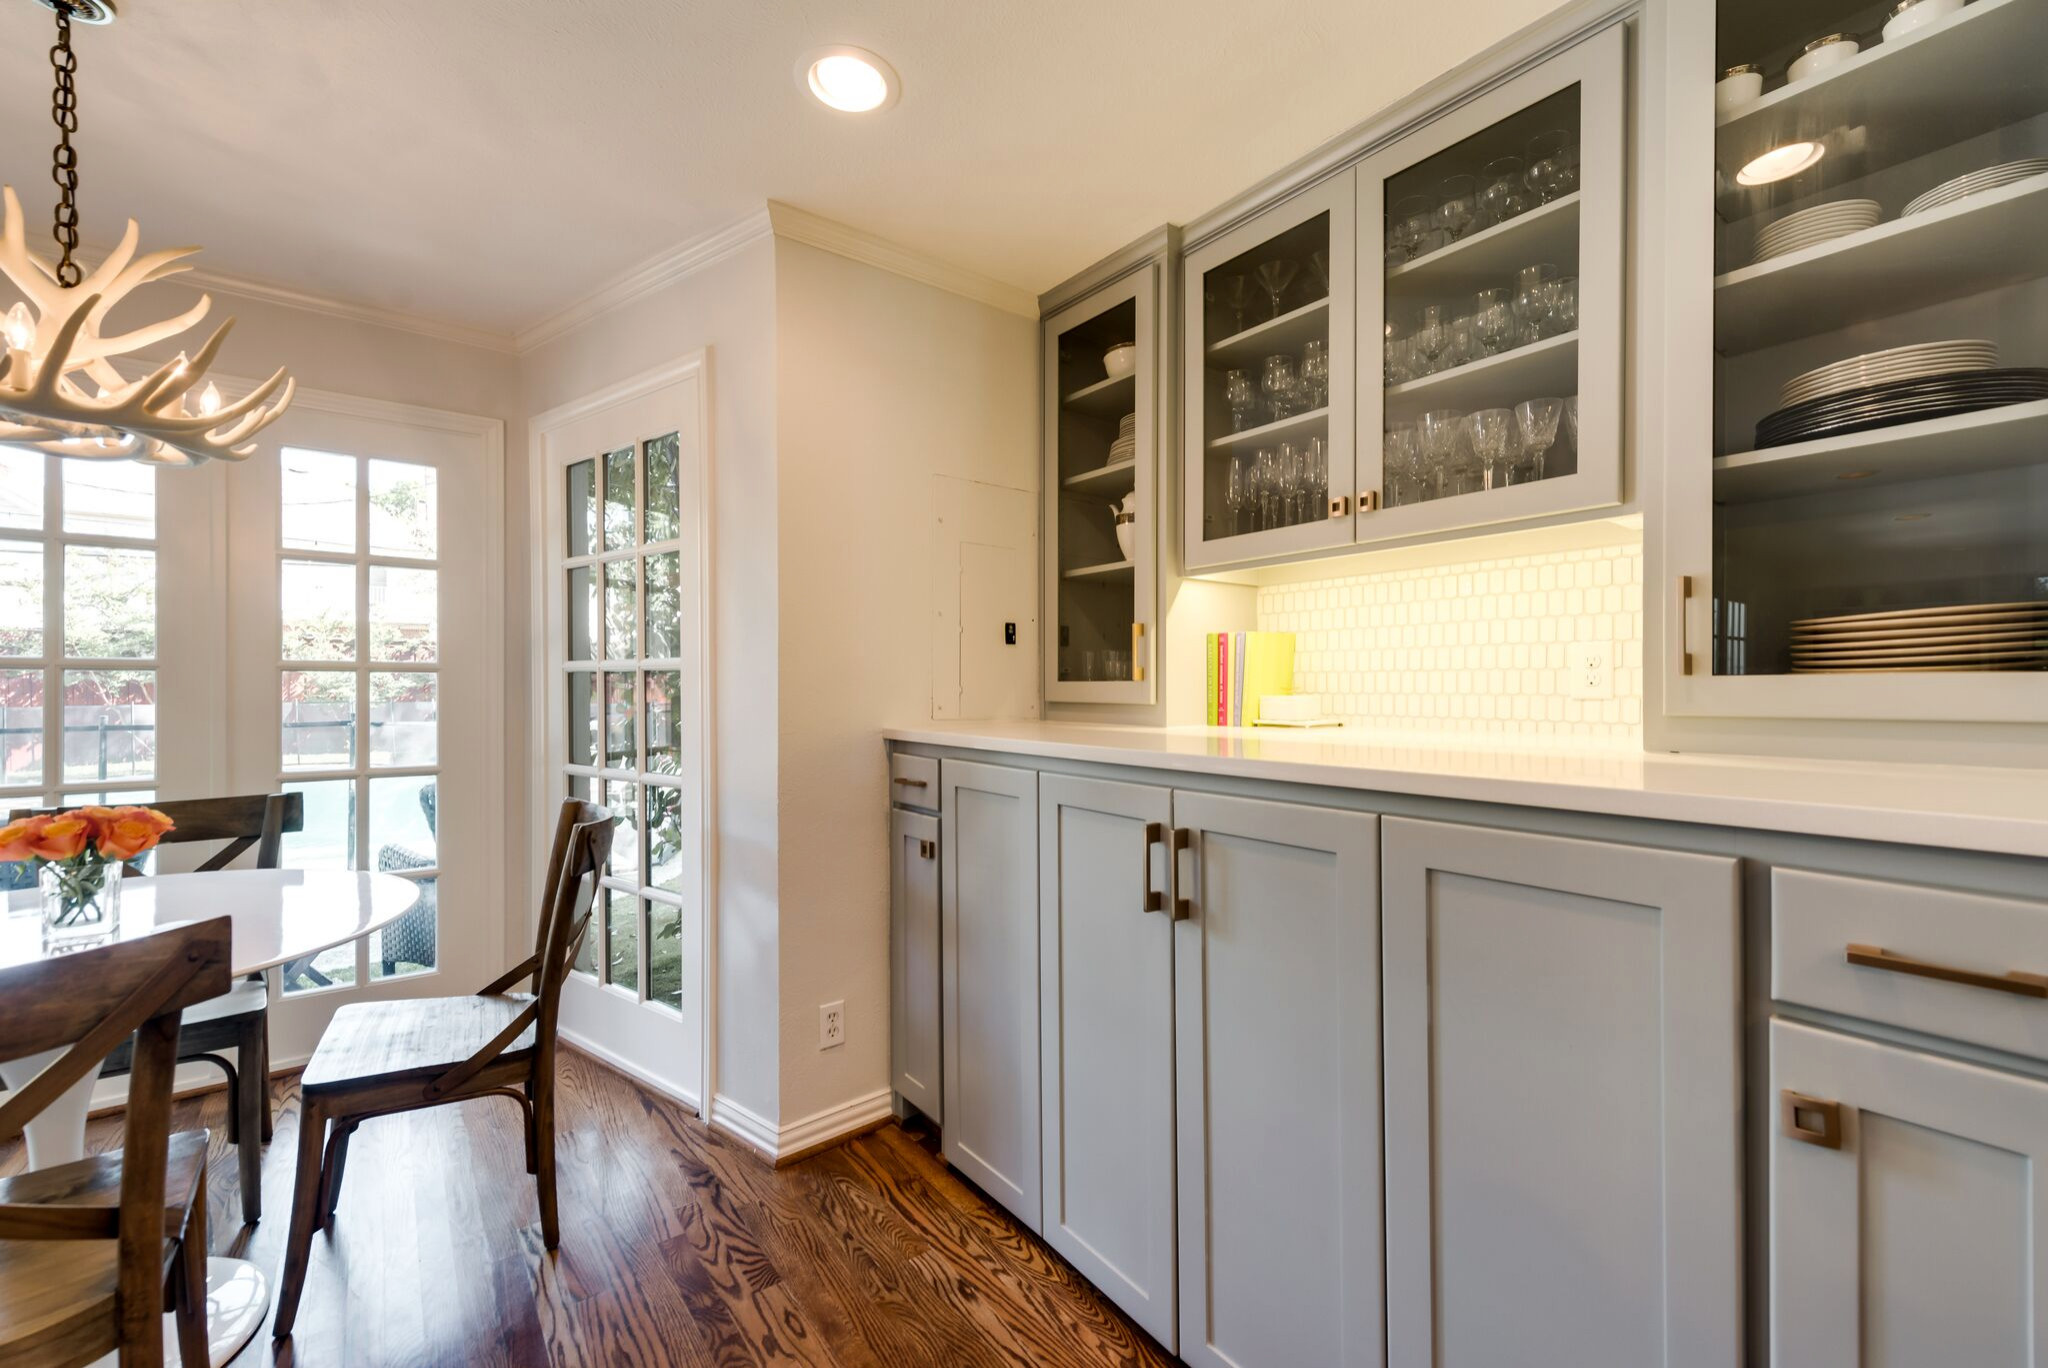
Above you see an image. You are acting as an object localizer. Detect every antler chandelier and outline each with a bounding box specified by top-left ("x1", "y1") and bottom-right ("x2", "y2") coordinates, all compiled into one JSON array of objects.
[{"x1": 0, "y1": 0, "x2": 292, "y2": 466}]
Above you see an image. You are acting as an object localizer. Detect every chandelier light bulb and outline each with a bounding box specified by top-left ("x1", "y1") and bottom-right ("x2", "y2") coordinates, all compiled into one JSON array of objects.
[
  {"x1": 196, "y1": 381, "x2": 222, "y2": 417},
  {"x1": 2, "y1": 302, "x2": 30, "y2": 351}
]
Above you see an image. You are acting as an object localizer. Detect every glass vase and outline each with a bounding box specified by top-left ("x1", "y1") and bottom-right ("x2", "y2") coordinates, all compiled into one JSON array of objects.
[{"x1": 41, "y1": 859, "x2": 121, "y2": 954}]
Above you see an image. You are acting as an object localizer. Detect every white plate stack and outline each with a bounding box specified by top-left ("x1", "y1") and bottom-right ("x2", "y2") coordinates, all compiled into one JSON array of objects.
[
  {"x1": 1107, "y1": 412, "x2": 1136, "y2": 466},
  {"x1": 1790, "y1": 602, "x2": 2048, "y2": 673},
  {"x1": 1751, "y1": 198, "x2": 1881, "y2": 263},
  {"x1": 1903, "y1": 160, "x2": 2048, "y2": 217},
  {"x1": 1777, "y1": 339, "x2": 1997, "y2": 408}
]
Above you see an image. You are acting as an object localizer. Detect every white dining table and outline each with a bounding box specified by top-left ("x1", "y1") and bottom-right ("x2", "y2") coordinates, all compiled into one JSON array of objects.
[{"x1": 2, "y1": 868, "x2": 420, "y2": 1367}]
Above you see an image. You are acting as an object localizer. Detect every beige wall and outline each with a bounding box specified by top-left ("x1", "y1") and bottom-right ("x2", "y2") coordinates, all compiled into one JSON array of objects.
[
  {"x1": 517, "y1": 236, "x2": 784, "y2": 1122},
  {"x1": 771, "y1": 238, "x2": 1037, "y2": 1126}
]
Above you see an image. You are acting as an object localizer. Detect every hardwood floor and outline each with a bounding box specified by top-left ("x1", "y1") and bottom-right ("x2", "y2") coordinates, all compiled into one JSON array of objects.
[{"x1": 0, "y1": 1048, "x2": 1176, "y2": 1367}]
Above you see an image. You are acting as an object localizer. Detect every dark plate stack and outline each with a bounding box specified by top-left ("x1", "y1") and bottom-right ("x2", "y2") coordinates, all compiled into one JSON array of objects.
[{"x1": 1754, "y1": 368, "x2": 2048, "y2": 449}]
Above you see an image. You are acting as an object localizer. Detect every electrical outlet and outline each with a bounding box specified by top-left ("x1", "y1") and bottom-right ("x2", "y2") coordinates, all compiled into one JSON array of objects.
[
  {"x1": 819, "y1": 1000, "x2": 845, "y2": 1049},
  {"x1": 1567, "y1": 640, "x2": 1614, "y2": 700}
]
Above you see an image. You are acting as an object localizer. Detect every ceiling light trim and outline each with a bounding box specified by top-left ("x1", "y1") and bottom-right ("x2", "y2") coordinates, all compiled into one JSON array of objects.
[
  {"x1": 514, "y1": 207, "x2": 775, "y2": 353},
  {"x1": 766, "y1": 201, "x2": 1038, "y2": 319}
]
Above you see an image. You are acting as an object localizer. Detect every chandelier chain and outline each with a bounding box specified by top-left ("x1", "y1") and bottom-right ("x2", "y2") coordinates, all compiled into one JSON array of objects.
[{"x1": 49, "y1": 3, "x2": 82, "y2": 288}]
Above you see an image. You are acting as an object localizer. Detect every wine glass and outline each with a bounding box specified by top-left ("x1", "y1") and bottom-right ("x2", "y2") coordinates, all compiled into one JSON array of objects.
[
  {"x1": 1306, "y1": 436, "x2": 1328, "y2": 517},
  {"x1": 1412, "y1": 305, "x2": 1450, "y2": 372},
  {"x1": 1514, "y1": 397, "x2": 1563, "y2": 481},
  {"x1": 1421, "y1": 409, "x2": 1464, "y2": 499},
  {"x1": 1438, "y1": 175, "x2": 1479, "y2": 242},
  {"x1": 1261, "y1": 354, "x2": 1298, "y2": 423},
  {"x1": 1525, "y1": 130, "x2": 1577, "y2": 202},
  {"x1": 1384, "y1": 425, "x2": 1419, "y2": 505},
  {"x1": 1275, "y1": 442, "x2": 1303, "y2": 527},
  {"x1": 1307, "y1": 248, "x2": 1330, "y2": 298},
  {"x1": 1463, "y1": 408, "x2": 1513, "y2": 491},
  {"x1": 1392, "y1": 195, "x2": 1436, "y2": 260},
  {"x1": 1255, "y1": 258, "x2": 1299, "y2": 320},
  {"x1": 1545, "y1": 275, "x2": 1579, "y2": 337},
  {"x1": 1301, "y1": 339, "x2": 1329, "y2": 409},
  {"x1": 1513, "y1": 263, "x2": 1557, "y2": 346},
  {"x1": 1473, "y1": 287, "x2": 1515, "y2": 356},
  {"x1": 1479, "y1": 157, "x2": 1535, "y2": 228},
  {"x1": 1224, "y1": 368, "x2": 1258, "y2": 432},
  {"x1": 1211, "y1": 274, "x2": 1254, "y2": 336},
  {"x1": 1226, "y1": 449, "x2": 1252, "y2": 533},
  {"x1": 1448, "y1": 313, "x2": 1479, "y2": 369}
]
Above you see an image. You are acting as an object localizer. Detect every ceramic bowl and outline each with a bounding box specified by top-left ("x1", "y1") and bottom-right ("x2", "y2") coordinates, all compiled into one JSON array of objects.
[
  {"x1": 1884, "y1": 0, "x2": 1965, "y2": 40},
  {"x1": 1715, "y1": 65, "x2": 1764, "y2": 115},
  {"x1": 1788, "y1": 34, "x2": 1859, "y2": 83},
  {"x1": 1102, "y1": 344, "x2": 1137, "y2": 380}
]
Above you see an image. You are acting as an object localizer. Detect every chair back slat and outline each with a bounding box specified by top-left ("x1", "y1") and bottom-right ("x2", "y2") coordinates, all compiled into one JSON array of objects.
[{"x1": 534, "y1": 800, "x2": 608, "y2": 962}]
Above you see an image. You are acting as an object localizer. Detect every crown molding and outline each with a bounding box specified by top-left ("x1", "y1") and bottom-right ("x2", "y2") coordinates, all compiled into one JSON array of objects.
[
  {"x1": 767, "y1": 201, "x2": 1039, "y2": 319},
  {"x1": 512, "y1": 207, "x2": 776, "y2": 354},
  {"x1": 183, "y1": 264, "x2": 521, "y2": 354}
]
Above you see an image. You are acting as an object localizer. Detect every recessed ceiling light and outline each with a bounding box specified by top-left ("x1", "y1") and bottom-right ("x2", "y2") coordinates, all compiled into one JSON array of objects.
[
  {"x1": 1737, "y1": 140, "x2": 1825, "y2": 186},
  {"x1": 799, "y1": 45, "x2": 899, "y2": 113}
]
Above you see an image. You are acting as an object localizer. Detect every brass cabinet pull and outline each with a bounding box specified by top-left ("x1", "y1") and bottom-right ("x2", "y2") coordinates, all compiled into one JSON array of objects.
[
  {"x1": 1357, "y1": 490, "x2": 1380, "y2": 513},
  {"x1": 1781, "y1": 1090, "x2": 1844, "y2": 1149},
  {"x1": 917, "y1": 839, "x2": 935, "y2": 861},
  {"x1": 1846, "y1": 942, "x2": 2048, "y2": 999},
  {"x1": 1679, "y1": 575, "x2": 1697, "y2": 677},
  {"x1": 1328, "y1": 494, "x2": 1351, "y2": 519},
  {"x1": 893, "y1": 777, "x2": 929, "y2": 789},
  {"x1": 1170, "y1": 827, "x2": 1193, "y2": 922},
  {"x1": 1132, "y1": 621, "x2": 1147, "y2": 684},
  {"x1": 1141, "y1": 822, "x2": 1164, "y2": 913}
]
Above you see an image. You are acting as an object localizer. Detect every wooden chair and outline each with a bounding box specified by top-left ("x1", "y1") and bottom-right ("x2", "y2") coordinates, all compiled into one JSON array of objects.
[
  {"x1": 10, "y1": 794, "x2": 304, "y2": 1227},
  {"x1": 0, "y1": 917, "x2": 232, "y2": 1368},
  {"x1": 270, "y1": 800, "x2": 611, "y2": 1339}
]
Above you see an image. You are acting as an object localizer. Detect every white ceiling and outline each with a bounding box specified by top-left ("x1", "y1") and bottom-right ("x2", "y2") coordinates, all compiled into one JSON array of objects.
[{"x1": 0, "y1": 0, "x2": 1563, "y2": 337}]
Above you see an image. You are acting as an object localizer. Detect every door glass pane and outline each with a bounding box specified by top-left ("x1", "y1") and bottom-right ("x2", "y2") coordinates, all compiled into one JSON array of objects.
[
  {"x1": 603, "y1": 559, "x2": 636, "y2": 661},
  {"x1": 643, "y1": 669, "x2": 681, "y2": 775},
  {"x1": 0, "y1": 541, "x2": 41, "y2": 656},
  {"x1": 370, "y1": 874, "x2": 435, "y2": 980},
  {"x1": 643, "y1": 552, "x2": 679, "y2": 659},
  {"x1": 602, "y1": 447, "x2": 635, "y2": 552},
  {"x1": 603, "y1": 672, "x2": 635, "y2": 769},
  {"x1": 367, "y1": 459, "x2": 437, "y2": 559},
  {"x1": 567, "y1": 566, "x2": 597, "y2": 661},
  {"x1": 566, "y1": 670, "x2": 598, "y2": 767},
  {"x1": 603, "y1": 781, "x2": 639, "y2": 881},
  {"x1": 0, "y1": 450, "x2": 42, "y2": 530},
  {"x1": 64, "y1": 546, "x2": 155, "y2": 658},
  {"x1": 282, "y1": 560, "x2": 356, "y2": 661},
  {"x1": 281, "y1": 778, "x2": 353, "y2": 870},
  {"x1": 282, "y1": 944, "x2": 354, "y2": 994},
  {"x1": 644, "y1": 432, "x2": 680, "y2": 543},
  {"x1": 647, "y1": 898, "x2": 682, "y2": 1011},
  {"x1": 0, "y1": 670, "x2": 42, "y2": 785},
  {"x1": 282, "y1": 670, "x2": 355, "y2": 771},
  {"x1": 565, "y1": 458, "x2": 597, "y2": 558},
  {"x1": 281, "y1": 449, "x2": 356, "y2": 553},
  {"x1": 62, "y1": 461, "x2": 155, "y2": 538},
  {"x1": 645, "y1": 780, "x2": 685, "y2": 893},
  {"x1": 573, "y1": 896, "x2": 599, "y2": 976},
  {"x1": 369, "y1": 774, "x2": 436, "y2": 865},
  {"x1": 606, "y1": 888, "x2": 640, "y2": 991},
  {"x1": 62, "y1": 670, "x2": 153, "y2": 783},
  {"x1": 368, "y1": 672, "x2": 436, "y2": 767},
  {"x1": 369, "y1": 566, "x2": 437, "y2": 662},
  {"x1": 565, "y1": 773, "x2": 592, "y2": 802}
]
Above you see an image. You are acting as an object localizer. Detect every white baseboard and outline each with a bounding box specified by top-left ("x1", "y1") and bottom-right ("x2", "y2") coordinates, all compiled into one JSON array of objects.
[
  {"x1": 706, "y1": 1087, "x2": 896, "y2": 1164},
  {"x1": 558, "y1": 1028, "x2": 702, "y2": 1115},
  {"x1": 707, "y1": 1092, "x2": 780, "y2": 1157}
]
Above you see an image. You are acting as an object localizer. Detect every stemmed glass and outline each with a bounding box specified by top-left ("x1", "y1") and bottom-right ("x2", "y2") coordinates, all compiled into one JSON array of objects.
[
  {"x1": 1255, "y1": 258, "x2": 1299, "y2": 320},
  {"x1": 1261, "y1": 354, "x2": 1298, "y2": 423},
  {"x1": 1514, "y1": 397, "x2": 1563, "y2": 481},
  {"x1": 1210, "y1": 275, "x2": 1254, "y2": 336},
  {"x1": 1463, "y1": 409, "x2": 1514, "y2": 491},
  {"x1": 1524, "y1": 130, "x2": 1578, "y2": 202},
  {"x1": 1307, "y1": 248, "x2": 1330, "y2": 299},
  {"x1": 1412, "y1": 305, "x2": 1450, "y2": 374},
  {"x1": 1226, "y1": 449, "x2": 1253, "y2": 533},
  {"x1": 1276, "y1": 442, "x2": 1303, "y2": 527},
  {"x1": 1513, "y1": 263, "x2": 1557, "y2": 346},
  {"x1": 1474, "y1": 287, "x2": 1515, "y2": 356},
  {"x1": 1301, "y1": 340, "x2": 1329, "y2": 410},
  {"x1": 1545, "y1": 275, "x2": 1579, "y2": 337},
  {"x1": 1385, "y1": 425, "x2": 1419, "y2": 505},
  {"x1": 1420, "y1": 409, "x2": 1464, "y2": 500},
  {"x1": 1224, "y1": 368, "x2": 1258, "y2": 432},
  {"x1": 1479, "y1": 157, "x2": 1535, "y2": 228},
  {"x1": 1391, "y1": 195, "x2": 1436, "y2": 261},
  {"x1": 1438, "y1": 175, "x2": 1479, "y2": 243},
  {"x1": 1306, "y1": 437, "x2": 1328, "y2": 518}
]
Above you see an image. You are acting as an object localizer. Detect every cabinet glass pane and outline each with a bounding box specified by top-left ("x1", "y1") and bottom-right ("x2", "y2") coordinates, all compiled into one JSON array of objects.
[
  {"x1": 1053, "y1": 296, "x2": 1141, "y2": 684},
  {"x1": 1194, "y1": 211, "x2": 1334, "y2": 550},
  {"x1": 1381, "y1": 86, "x2": 1581, "y2": 507},
  {"x1": 1708, "y1": 0, "x2": 2048, "y2": 677}
]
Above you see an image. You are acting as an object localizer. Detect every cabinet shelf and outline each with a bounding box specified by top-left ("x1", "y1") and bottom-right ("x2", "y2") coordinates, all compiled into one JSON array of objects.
[
  {"x1": 1385, "y1": 332, "x2": 1578, "y2": 425},
  {"x1": 1716, "y1": 174, "x2": 2048, "y2": 354},
  {"x1": 1063, "y1": 370, "x2": 1136, "y2": 419},
  {"x1": 1062, "y1": 459, "x2": 1137, "y2": 492},
  {"x1": 1205, "y1": 298, "x2": 1331, "y2": 368},
  {"x1": 1386, "y1": 193, "x2": 1581, "y2": 301},
  {"x1": 1205, "y1": 405, "x2": 1330, "y2": 452},
  {"x1": 1714, "y1": 0, "x2": 2048, "y2": 214},
  {"x1": 1711, "y1": 398, "x2": 2048, "y2": 503},
  {"x1": 1062, "y1": 559, "x2": 1135, "y2": 581}
]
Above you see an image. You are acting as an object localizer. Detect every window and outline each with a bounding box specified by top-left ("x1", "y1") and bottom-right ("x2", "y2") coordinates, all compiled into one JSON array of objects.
[{"x1": 562, "y1": 433, "x2": 686, "y2": 1011}]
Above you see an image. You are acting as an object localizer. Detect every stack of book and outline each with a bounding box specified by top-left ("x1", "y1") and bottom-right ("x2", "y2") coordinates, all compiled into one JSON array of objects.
[{"x1": 1205, "y1": 631, "x2": 1296, "y2": 726}]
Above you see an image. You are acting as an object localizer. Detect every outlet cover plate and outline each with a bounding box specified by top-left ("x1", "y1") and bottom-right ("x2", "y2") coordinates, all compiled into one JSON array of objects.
[
  {"x1": 1567, "y1": 640, "x2": 1614, "y2": 700},
  {"x1": 820, "y1": 1000, "x2": 845, "y2": 1049}
]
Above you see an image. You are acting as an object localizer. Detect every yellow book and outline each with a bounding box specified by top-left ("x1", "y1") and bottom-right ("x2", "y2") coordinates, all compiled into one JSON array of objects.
[{"x1": 1241, "y1": 631, "x2": 1296, "y2": 725}]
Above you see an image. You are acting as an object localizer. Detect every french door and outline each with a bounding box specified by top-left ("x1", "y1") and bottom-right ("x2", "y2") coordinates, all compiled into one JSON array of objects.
[
  {"x1": 532, "y1": 356, "x2": 709, "y2": 1110},
  {"x1": 226, "y1": 394, "x2": 501, "y2": 1064}
]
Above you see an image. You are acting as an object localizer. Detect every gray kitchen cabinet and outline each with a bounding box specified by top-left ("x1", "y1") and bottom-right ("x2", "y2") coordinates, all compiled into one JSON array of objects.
[
  {"x1": 1771, "y1": 1018, "x2": 2048, "y2": 1366},
  {"x1": 1171, "y1": 791, "x2": 1383, "y2": 1368},
  {"x1": 939, "y1": 758, "x2": 1041, "y2": 1231},
  {"x1": 1380, "y1": 816, "x2": 1741, "y2": 1368},
  {"x1": 1037, "y1": 775, "x2": 1177, "y2": 1347},
  {"x1": 890, "y1": 805, "x2": 941, "y2": 1122}
]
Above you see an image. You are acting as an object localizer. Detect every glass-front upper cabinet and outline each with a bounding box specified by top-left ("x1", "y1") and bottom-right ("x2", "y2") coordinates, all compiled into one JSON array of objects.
[
  {"x1": 1182, "y1": 175, "x2": 1357, "y2": 571},
  {"x1": 1044, "y1": 265, "x2": 1159, "y2": 704},
  {"x1": 1661, "y1": 0, "x2": 2048, "y2": 723},
  {"x1": 1356, "y1": 23, "x2": 1626, "y2": 543}
]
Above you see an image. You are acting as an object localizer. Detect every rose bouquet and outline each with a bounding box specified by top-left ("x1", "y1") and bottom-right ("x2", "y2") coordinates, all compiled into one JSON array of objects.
[{"x1": 0, "y1": 805, "x2": 176, "y2": 950}]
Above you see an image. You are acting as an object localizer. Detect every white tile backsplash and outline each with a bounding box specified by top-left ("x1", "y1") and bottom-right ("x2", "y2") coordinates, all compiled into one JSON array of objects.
[{"x1": 1256, "y1": 540, "x2": 1645, "y2": 747}]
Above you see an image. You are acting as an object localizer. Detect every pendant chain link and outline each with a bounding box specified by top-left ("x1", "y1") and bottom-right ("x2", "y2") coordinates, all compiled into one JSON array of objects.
[{"x1": 49, "y1": 3, "x2": 82, "y2": 288}]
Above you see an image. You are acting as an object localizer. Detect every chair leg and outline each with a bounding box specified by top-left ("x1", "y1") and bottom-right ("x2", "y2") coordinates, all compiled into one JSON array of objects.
[
  {"x1": 235, "y1": 1021, "x2": 264, "y2": 1224},
  {"x1": 174, "y1": 1165, "x2": 210, "y2": 1368},
  {"x1": 271, "y1": 1095, "x2": 327, "y2": 1339},
  {"x1": 257, "y1": 1018, "x2": 275, "y2": 1143},
  {"x1": 534, "y1": 1071, "x2": 560, "y2": 1250},
  {"x1": 319, "y1": 1119, "x2": 359, "y2": 1230}
]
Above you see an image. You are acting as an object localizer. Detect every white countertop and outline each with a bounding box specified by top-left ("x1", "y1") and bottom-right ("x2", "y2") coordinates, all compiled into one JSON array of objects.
[{"x1": 883, "y1": 721, "x2": 2048, "y2": 859}]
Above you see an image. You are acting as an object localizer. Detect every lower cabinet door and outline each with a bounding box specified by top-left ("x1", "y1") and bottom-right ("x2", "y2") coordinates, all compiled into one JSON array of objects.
[
  {"x1": 1171, "y1": 791, "x2": 1382, "y2": 1368},
  {"x1": 1772, "y1": 1019, "x2": 2048, "y2": 1366},
  {"x1": 1038, "y1": 775, "x2": 1177, "y2": 1348},
  {"x1": 890, "y1": 806, "x2": 941, "y2": 1122},
  {"x1": 940, "y1": 759, "x2": 1041, "y2": 1231},
  {"x1": 1380, "y1": 817, "x2": 1741, "y2": 1368}
]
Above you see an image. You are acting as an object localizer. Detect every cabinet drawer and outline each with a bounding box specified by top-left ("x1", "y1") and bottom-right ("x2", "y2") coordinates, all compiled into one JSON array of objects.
[
  {"x1": 1773, "y1": 869, "x2": 2048, "y2": 1060},
  {"x1": 889, "y1": 752, "x2": 938, "y2": 809}
]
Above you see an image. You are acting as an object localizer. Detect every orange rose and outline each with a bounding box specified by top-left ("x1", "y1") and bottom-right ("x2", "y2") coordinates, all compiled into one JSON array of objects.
[
  {"x1": 0, "y1": 814, "x2": 49, "y2": 863},
  {"x1": 28, "y1": 814, "x2": 92, "y2": 862},
  {"x1": 97, "y1": 806, "x2": 174, "y2": 861}
]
